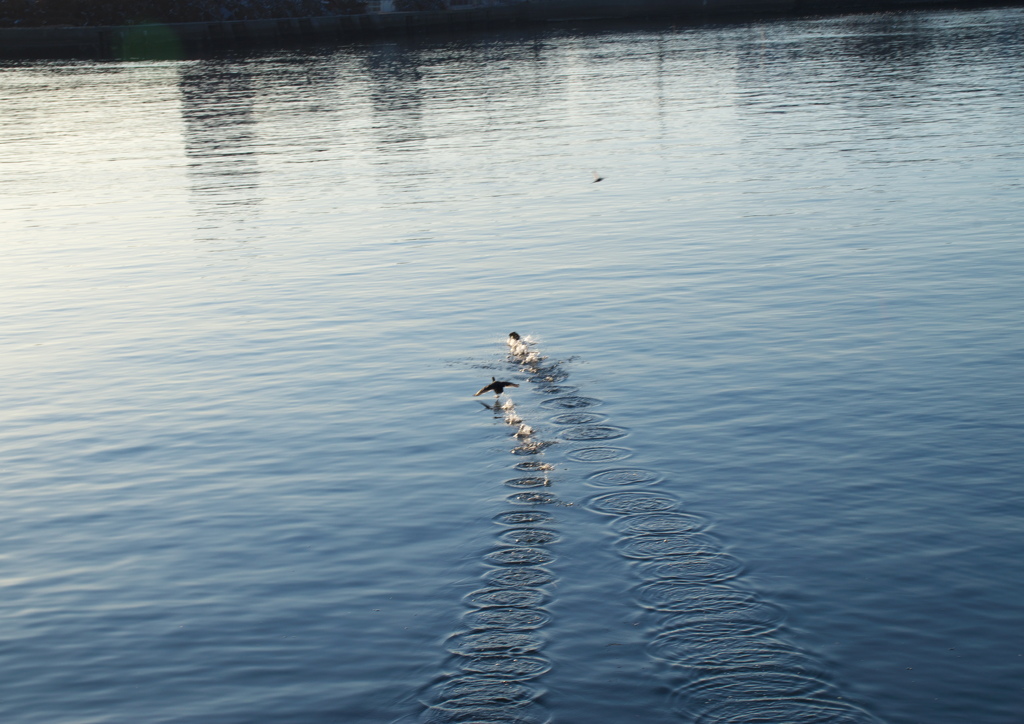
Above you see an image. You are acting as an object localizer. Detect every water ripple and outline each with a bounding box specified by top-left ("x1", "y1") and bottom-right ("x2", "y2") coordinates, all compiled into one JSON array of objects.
[
  {"x1": 513, "y1": 461, "x2": 554, "y2": 472},
  {"x1": 686, "y1": 696, "x2": 882, "y2": 724},
  {"x1": 445, "y1": 631, "x2": 545, "y2": 657},
  {"x1": 465, "y1": 587, "x2": 549, "y2": 609},
  {"x1": 463, "y1": 608, "x2": 552, "y2": 632},
  {"x1": 539, "y1": 396, "x2": 602, "y2": 410},
  {"x1": 638, "y1": 553, "x2": 745, "y2": 583},
  {"x1": 421, "y1": 676, "x2": 543, "y2": 721},
  {"x1": 660, "y1": 598, "x2": 787, "y2": 630},
  {"x1": 584, "y1": 467, "x2": 662, "y2": 487},
  {"x1": 503, "y1": 477, "x2": 550, "y2": 489},
  {"x1": 492, "y1": 511, "x2": 554, "y2": 526},
  {"x1": 484, "y1": 547, "x2": 555, "y2": 567},
  {"x1": 613, "y1": 512, "x2": 706, "y2": 535},
  {"x1": 483, "y1": 567, "x2": 556, "y2": 589},
  {"x1": 506, "y1": 492, "x2": 559, "y2": 506},
  {"x1": 532, "y1": 385, "x2": 578, "y2": 396},
  {"x1": 559, "y1": 425, "x2": 628, "y2": 441},
  {"x1": 550, "y1": 412, "x2": 607, "y2": 425},
  {"x1": 456, "y1": 654, "x2": 552, "y2": 680},
  {"x1": 585, "y1": 490, "x2": 682, "y2": 515},
  {"x1": 617, "y1": 532, "x2": 723, "y2": 559},
  {"x1": 567, "y1": 446, "x2": 633, "y2": 463},
  {"x1": 497, "y1": 528, "x2": 560, "y2": 546}
]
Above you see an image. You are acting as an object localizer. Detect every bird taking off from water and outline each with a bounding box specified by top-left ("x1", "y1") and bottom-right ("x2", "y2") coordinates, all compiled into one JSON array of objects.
[
  {"x1": 592, "y1": 171, "x2": 604, "y2": 183},
  {"x1": 474, "y1": 377, "x2": 520, "y2": 397}
]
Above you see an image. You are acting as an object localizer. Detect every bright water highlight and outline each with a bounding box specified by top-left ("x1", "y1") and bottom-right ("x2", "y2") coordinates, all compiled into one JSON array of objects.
[{"x1": 2, "y1": 7, "x2": 1024, "y2": 723}]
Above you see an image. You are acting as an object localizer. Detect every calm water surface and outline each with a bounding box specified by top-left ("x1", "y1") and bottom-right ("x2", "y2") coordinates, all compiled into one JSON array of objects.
[{"x1": 2, "y1": 7, "x2": 1023, "y2": 723}]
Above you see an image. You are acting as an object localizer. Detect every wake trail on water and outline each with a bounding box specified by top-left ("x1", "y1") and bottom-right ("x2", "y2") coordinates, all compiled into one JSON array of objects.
[
  {"x1": 412, "y1": 333, "x2": 883, "y2": 724},
  {"x1": 413, "y1": 334, "x2": 562, "y2": 724}
]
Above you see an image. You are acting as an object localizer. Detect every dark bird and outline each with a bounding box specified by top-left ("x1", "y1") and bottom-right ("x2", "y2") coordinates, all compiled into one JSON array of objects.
[
  {"x1": 592, "y1": 171, "x2": 604, "y2": 183},
  {"x1": 508, "y1": 331, "x2": 521, "y2": 341},
  {"x1": 474, "y1": 377, "x2": 520, "y2": 397}
]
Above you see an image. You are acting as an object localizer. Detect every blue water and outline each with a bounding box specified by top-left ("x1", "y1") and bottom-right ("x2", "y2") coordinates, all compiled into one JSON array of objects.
[{"x1": 2, "y1": 7, "x2": 1023, "y2": 723}]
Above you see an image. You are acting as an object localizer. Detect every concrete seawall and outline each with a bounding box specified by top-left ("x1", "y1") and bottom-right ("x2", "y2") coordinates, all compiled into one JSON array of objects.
[
  {"x1": 0, "y1": 0, "x2": 1008, "y2": 58},
  {"x1": 0, "y1": 6, "x2": 529, "y2": 59}
]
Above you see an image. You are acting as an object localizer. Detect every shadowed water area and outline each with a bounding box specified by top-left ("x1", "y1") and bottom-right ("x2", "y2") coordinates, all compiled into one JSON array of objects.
[{"x1": 2, "y1": 7, "x2": 1024, "y2": 723}]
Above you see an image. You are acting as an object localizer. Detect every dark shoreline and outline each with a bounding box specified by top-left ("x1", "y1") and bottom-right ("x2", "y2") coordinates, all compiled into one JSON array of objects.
[{"x1": 0, "y1": 0, "x2": 1015, "y2": 59}]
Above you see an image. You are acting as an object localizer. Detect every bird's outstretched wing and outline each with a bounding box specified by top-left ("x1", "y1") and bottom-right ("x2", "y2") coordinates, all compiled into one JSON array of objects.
[{"x1": 474, "y1": 378, "x2": 497, "y2": 396}]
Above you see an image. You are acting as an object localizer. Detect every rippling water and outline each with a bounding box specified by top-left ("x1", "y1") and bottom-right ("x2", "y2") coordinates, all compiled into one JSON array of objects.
[{"x1": 3, "y1": 7, "x2": 1024, "y2": 723}]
